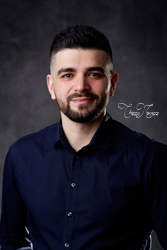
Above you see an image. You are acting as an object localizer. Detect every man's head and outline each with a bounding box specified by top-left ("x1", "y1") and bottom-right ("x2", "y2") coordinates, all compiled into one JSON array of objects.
[
  {"x1": 49, "y1": 25, "x2": 113, "y2": 76},
  {"x1": 47, "y1": 25, "x2": 118, "y2": 123}
]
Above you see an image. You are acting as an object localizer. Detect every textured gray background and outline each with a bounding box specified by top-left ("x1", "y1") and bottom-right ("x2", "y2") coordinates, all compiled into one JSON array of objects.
[{"x1": 0, "y1": 0, "x2": 167, "y2": 249}]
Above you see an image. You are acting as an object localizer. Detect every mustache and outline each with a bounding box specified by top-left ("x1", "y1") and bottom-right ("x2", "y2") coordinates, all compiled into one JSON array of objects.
[{"x1": 67, "y1": 92, "x2": 99, "y2": 102}]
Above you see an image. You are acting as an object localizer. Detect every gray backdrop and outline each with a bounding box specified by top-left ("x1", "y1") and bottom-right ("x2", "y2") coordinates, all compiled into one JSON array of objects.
[{"x1": 0, "y1": 0, "x2": 167, "y2": 249}]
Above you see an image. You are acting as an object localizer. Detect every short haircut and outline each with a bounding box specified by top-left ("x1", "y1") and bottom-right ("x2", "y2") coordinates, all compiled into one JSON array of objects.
[{"x1": 50, "y1": 25, "x2": 113, "y2": 69}]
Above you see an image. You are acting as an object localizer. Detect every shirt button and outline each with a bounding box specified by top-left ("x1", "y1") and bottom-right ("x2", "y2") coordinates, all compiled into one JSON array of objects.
[
  {"x1": 76, "y1": 155, "x2": 80, "y2": 160},
  {"x1": 71, "y1": 183, "x2": 76, "y2": 188},
  {"x1": 64, "y1": 243, "x2": 69, "y2": 248},
  {"x1": 68, "y1": 212, "x2": 72, "y2": 217}
]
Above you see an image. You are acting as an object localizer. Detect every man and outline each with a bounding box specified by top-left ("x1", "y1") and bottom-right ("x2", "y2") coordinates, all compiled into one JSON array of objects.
[{"x1": 0, "y1": 25, "x2": 167, "y2": 250}]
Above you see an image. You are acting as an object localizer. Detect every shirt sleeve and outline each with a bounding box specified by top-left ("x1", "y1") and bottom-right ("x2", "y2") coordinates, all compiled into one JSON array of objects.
[
  {"x1": 0, "y1": 148, "x2": 32, "y2": 250},
  {"x1": 143, "y1": 142, "x2": 167, "y2": 249}
]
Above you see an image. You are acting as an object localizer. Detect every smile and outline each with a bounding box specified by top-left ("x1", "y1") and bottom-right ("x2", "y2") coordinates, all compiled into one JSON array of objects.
[{"x1": 71, "y1": 97, "x2": 94, "y2": 104}]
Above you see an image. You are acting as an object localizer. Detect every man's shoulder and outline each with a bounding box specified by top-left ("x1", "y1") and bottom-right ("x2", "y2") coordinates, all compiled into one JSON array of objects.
[
  {"x1": 16, "y1": 122, "x2": 59, "y2": 143},
  {"x1": 114, "y1": 119, "x2": 153, "y2": 142},
  {"x1": 108, "y1": 119, "x2": 167, "y2": 168},
  {"x1": 112, "y1": 119, "x2": 165, "y2": 150},
  {"x1": 9, "y1": 122, "x2": 59, "y2": 156}
]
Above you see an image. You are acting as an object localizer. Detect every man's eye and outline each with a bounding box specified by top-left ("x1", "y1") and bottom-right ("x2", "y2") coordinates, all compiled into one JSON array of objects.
[
  {"x1": 89, "y1": 72, "x2": 102, "y2": 78},
  {"x1": 62, "y1": 74, "x2": 73, "y2": 78}
]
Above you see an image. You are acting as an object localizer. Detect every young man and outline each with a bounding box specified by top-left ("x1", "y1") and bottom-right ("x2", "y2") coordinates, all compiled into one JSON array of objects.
[{"x1": 0, "y1": 25, "x2": 167, "y2": 250}]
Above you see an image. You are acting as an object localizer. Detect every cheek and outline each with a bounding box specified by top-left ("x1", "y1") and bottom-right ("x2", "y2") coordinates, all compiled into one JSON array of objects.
[
  {"x1": 92, "y1": 81, "x2": 109, "y2": 95},
  {"x1": 54, "y1": 84, "x2": 69, "y2": 98}
]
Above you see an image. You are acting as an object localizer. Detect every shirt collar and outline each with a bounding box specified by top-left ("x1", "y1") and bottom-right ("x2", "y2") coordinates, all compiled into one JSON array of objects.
[
  {"x1": 53, "y1": 112, "x2": 114, "y2": 151},
  {"x1": 52, "y1": 121, "x2": 62, "y2": 148},
  {"x1": 53, "y1": 119, "x2": 72, "y2": 149},
  {"x1": 89, "y1": 112, "x2": 114, "y2": 151}
]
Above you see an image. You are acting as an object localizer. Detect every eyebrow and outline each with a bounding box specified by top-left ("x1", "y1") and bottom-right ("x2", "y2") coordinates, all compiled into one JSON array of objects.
[
  {"x1": 86, "y1": 67, "x2": 105, "y2": 74},
  {"x1": 57, "y1": 66, "x2": 105, "y2": 76},
  {"x1": 57, "y1": 68, "x2": 76, "y2": 75}
]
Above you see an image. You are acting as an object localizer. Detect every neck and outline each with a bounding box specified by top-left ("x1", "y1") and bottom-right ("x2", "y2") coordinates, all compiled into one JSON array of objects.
[{"x1": 61, "y1": 111, "x2": 106, "y2": 152}]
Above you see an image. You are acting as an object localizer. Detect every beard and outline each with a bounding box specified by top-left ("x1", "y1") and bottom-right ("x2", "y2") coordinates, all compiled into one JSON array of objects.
[{"x1": 55, "y1": 92, "x2": 109, "y2": 123}]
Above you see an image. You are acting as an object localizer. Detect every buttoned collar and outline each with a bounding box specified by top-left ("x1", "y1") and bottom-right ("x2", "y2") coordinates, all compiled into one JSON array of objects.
[
  {"x1": 89, "y1": 112, "x2": 115, "y2": 151},
  {"x1": 53, "y1": 112, "x2": 115, "y2": 151}
]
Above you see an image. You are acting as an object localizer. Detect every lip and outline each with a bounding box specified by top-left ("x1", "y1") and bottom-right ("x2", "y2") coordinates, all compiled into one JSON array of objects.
[{"x1": 71, "y1": 97, "x2": 94, "y2": 104}]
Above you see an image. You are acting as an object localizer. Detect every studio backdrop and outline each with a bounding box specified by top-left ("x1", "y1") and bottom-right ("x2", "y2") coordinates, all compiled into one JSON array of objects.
[{"x1": 0, "y1": 0, "x2": 167, "y2": 249}]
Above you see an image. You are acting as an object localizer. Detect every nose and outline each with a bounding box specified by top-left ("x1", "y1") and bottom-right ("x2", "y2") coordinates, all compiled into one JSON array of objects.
[{"x1": 74, "y1": 75, "x2": 90, "y2": 93}]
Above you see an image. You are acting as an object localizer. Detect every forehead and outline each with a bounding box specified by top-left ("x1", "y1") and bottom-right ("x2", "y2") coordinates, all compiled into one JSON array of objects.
[{"x1": 52, "y1": 48, "x2": 110, "y2": 71}]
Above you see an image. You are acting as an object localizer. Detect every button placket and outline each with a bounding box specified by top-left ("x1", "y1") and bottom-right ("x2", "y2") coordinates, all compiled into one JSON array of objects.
[
  {"x1": 63, "y1": 153, "x2": 82, "y2": 249},
  {"x1": 76, "y1": 155, "x2": 80, "y2": 160},
  {"x1": 71, "y1": 182, "x2": 76, "y2": 188},
  {"x1": 64, "y1": 243, "x2": 69, "y2": 248}
]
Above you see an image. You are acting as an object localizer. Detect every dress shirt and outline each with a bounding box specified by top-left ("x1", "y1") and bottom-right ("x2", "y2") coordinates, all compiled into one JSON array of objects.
[{"x1": 0, "y1": 113, "x2": 167, "y2": 250}]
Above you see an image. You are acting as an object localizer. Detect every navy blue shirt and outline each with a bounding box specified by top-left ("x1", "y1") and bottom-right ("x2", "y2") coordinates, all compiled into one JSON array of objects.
[{"x1": 0, "y1": 113, "x2": 167, "y2": 250}]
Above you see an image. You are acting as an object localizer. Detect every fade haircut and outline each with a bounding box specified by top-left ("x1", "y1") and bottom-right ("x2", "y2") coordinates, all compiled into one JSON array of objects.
[{"x1": 50, "y1": 25, "x2": 113, "y2": 71}]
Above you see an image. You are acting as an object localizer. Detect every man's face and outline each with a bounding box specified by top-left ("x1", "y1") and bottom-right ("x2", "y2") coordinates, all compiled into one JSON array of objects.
[{"x1": 47, "y1": 48, "x2": 118, "y2": 123}]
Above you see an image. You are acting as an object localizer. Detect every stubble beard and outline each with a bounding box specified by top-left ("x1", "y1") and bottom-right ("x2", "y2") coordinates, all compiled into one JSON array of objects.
[{"x1": 55, "y1": 92, "x2": 109, "y2": 123}]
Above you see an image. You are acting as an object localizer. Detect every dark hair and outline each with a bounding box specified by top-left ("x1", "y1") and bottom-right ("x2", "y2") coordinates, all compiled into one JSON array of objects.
[{"x1": 50, "y1": 25, "x2": 113, "y2": 66}]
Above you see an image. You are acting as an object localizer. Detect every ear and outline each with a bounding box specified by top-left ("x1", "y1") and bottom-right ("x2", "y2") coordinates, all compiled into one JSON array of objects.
[
  {"x1": 110, "y1": 72, "x2": 119, "y2": 97},
  {"x1": 46, "y1": 74, "x2": 56, "y2": 100}
]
